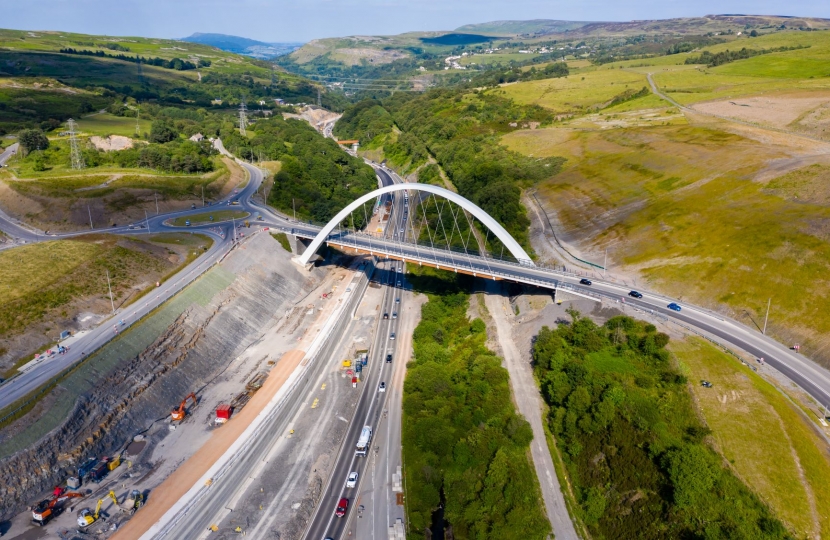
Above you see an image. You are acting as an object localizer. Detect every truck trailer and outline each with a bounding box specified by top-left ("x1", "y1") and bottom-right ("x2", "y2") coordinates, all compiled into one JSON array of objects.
[{"x1": 355, "y1": 426, "x2": 372, "y2": 456}]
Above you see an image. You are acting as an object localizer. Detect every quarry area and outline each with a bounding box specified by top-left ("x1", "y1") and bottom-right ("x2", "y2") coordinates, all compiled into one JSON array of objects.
[{"x1": 0, "y1": 232, "x2": 348, "y2": 538}]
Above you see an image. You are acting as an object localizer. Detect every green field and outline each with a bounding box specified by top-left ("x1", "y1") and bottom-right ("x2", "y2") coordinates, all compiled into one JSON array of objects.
[
  {"x1": 169, "y1": 209, "x2": 249, "y2": 226},
  {"x1": 459, "y1": 52, "x2": 540, "y2": 66},
  {"x1": 75, "y1": 113, "x2": 152, "y2": 137},
  {"x1": 495, "y1": 67, "x2": 649, "y2": 113},
  {"x1": 503, "y1": 120, "x2": 830, "y2": 365},
  {"x1": 672, "y1": 337, "x2": 830, "y2": 537}
]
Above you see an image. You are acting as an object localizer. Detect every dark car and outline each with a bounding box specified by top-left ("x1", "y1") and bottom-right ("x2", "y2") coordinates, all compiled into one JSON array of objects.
[
  {"x1": 580, "y1": 278, "x2": 592, "y2": 286},
  {"x1": 383, "y1": 313, "x2": 389, "y2": 319},
  {"x1": 386, "y1": 354, "x2": 392, "y2": 363},
  {"x1": 668, "y1": 302, "x2": 682, "y2": 312},
  {"x1": 335, "y1": 497, "x2": 349, "y2": 517},
  {"x1": 629, "y1": 291, "x2": 643, "y2": 299}
]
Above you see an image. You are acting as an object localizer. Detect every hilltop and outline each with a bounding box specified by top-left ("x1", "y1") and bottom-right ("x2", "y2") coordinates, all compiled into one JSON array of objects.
[
  {"x1": 278, "y1": 14, "x2": 830, "y2": 84},
  {"x1": 181, "y1": 33, "x2": 302, "y2": 60}
]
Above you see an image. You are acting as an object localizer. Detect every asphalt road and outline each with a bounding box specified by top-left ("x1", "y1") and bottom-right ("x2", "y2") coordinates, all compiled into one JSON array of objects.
[
  {"x1": 0, "y1": 150, "x2": 265, "y2": 409},
  {"x1": 277, "y1": 227, "x2": 830, "y2": 411},
  {"x1": 304, "y1": 261, "x2": 405, "y2": 540}
]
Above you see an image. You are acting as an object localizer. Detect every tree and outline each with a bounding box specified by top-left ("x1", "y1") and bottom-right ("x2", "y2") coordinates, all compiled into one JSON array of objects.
[
  {"x1": 18, "y1": 129, "x2": 50, "y2": 155},
  {"x1": 149, "y1": 120, "x2": 179, "y2": 143}
]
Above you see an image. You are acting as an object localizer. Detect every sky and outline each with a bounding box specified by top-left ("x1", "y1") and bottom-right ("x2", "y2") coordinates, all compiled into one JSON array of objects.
[{"x1": 0, "y1": 0, "x2": 827, "y2": 42}]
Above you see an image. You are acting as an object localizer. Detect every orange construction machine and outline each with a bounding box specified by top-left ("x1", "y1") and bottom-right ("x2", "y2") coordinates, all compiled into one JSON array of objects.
[
  {"x1": 171, "y1": 393, "x2": 198, "y2": 421},
  {"x1": 32, "y1": 490, "x2": 84, "y2": 526}
]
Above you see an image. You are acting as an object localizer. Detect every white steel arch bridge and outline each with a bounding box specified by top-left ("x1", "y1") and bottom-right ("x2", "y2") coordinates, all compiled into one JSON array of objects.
[{"x1": 296, "y1": 183, "x2": 533, "y2": 266}]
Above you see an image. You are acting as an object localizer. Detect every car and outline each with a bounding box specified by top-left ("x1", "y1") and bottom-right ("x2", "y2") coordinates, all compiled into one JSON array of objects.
[
  {"x1": 390, "y1": 332, "x2": 396, "y2": 340},
  {"x1": 392, "y1": 312, "x2": 397, "y2": 319},
  {"x1": 335, "y1": 498, "x2": 348, "y2": 517},
  {"x1": 191, "y1": 203, "x2": 196, "y2": 209},
  {"x1": 386, "y1": 354, "x2": 392, "y2": 363},
  {"x1": 399, "y1": 228, "x2": 404, "y2": 234},
  {"x1": 185, "y1": 220, "x2": 191, "y2": 227},
  {"x1": 383, "y1": 312, "x2": 389, "y2": 319},
  {"x1": 346, "y1": 472, "x2": 358, "y2": 488},
  {"x1": 668, "y1": 302, "x2": 682, "y2": 312},
  {"x1": 628, "y1": 291, "x2": 643, "y2": 299},
  {"x1": 396, "y1": 280, "x2": 402, "y2": 287},
  {"x1": 395, "y1": 298, "x2": 400, "y2": 304},
  {"x1": 579, "y1": 278, "x2": 592, "y2": 286},
  {"x1": 263, "y1": 227, "x2": 269, "y2": 231},
  {"x1": 378, "y1": 382, "x2": 386, "y2": 392},
  {"x1": 701, "y1": 380, "x2": 713, "y2": 388}
]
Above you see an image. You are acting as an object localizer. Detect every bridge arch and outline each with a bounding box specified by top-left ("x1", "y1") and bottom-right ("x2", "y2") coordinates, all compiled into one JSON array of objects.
[{"x1": 297, "y1": 183, "x2": 534, "y2": 266}]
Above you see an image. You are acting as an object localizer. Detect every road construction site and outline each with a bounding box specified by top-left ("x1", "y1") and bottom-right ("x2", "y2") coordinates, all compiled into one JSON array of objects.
[{"x1": 0, "y1": 232, "x2": 357, "y2": 538}]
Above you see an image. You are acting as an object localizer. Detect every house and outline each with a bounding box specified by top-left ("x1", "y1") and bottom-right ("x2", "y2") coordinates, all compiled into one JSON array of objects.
[{"x1": 189, "y1": 133, "x2": 204, "y2": 142}]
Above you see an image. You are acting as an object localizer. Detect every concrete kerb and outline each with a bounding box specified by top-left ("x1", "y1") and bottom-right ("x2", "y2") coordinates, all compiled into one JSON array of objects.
[{"x1": 143, "y1": 263, "x2": 372, "y2": 539}]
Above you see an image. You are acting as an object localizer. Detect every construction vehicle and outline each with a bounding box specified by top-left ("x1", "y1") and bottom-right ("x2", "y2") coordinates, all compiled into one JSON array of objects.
[
  {"x1": 77, "y1": 490, "x2": 119, "y2": 527},
  {"x1": 120, "y1": 490, "x2": 144, "y2": 514},
  {"x1": 32, "y1": 492, "x2": 83, "y2": 526},
  {"x1": 171, "y1": 393, "x2": 198, "y2": 421}
]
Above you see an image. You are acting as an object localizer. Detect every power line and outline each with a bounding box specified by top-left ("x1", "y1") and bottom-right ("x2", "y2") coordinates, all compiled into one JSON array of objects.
[
  {"x1": 238, "y1": 99, "x2": 248, "y2": 137},
  {"x1": 67, "y1": 118, "x2": 85, "y2": 171}
]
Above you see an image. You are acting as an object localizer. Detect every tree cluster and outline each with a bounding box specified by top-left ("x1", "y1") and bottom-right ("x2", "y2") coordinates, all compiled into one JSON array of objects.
[
  {"x1": 217, "y1": 115, "x2": 376, "y2": 226},
  {"x1": 334, "y1": 91, "x2": 565, "y2": 253},
  {"x1": 685, "y1": 44, "x2": 809, "y2": 67},
  {"x1": 532, "y1": 311, "x2": 790, "y2": 539},
  {"x1": 58, "y1": 48, "x2": 206, "y2": 70},
  {"x1": 403, "y1": 269, "x2": 550, "y2": 539}
]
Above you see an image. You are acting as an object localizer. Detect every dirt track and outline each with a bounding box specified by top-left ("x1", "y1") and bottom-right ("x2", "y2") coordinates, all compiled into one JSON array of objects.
[{"x1": 112, "y1": 349, "x2": 306, "y2": 540}]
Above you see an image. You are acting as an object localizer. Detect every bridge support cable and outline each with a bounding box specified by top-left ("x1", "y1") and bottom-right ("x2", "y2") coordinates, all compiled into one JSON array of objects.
[
  {"x1": 432, "y1": 194, "x2": 459, "y2": 270},
  {"x1": 404, "y1": 193, "x2": 423, "y2": 263},
  {"x1": 362, "y1": 202, "x2": 373, "y2": 255},
  {"x1": 462, "y1": 208, "x2": 493, "y2": 277},
  {"x1": 418, "y1": 192, "x2": 440, "y2": 265},
  {"x1": 297, "y1": 182, "x2": 533, "y2": 266},
  {"x1": 449, "y1": 202, "x2": 475, "y2": 274}
]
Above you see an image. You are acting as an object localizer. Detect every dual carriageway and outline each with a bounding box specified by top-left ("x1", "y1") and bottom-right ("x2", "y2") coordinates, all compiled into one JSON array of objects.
[{"x1": 2, "y1": 139, "x2": 830, "y2": 538}]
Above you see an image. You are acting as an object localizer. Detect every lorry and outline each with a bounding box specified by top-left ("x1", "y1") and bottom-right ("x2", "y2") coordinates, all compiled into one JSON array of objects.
[{"x1": 355, "y1": 426, "x2": 372, "y2": 456}]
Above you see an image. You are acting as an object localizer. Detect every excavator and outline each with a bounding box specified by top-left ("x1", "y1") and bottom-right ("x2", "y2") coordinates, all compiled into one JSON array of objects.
[
  {"x1": 171, "y1": 392, "x2": 198, "y2": 421},
  {"x1": 32, "y1": 490, "x2": 83, "y2": 526},
  {"x1": 77, "y1": 490, "x2": 118, "y2": 527}
]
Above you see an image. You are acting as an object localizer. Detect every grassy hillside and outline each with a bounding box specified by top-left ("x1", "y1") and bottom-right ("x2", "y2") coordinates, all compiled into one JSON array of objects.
[
  {"x1": 0, "y1": 233, "x2": 209, "y2": 374},
  {"x1": 672, "y1": 338, "x2": 830, "y2": 538},
  {"x1": 499, "y1": 28, "x2": 830, "y2": 368},
  {"x1": 0, "y1": 27, "x2": 327, "y2": 134}
]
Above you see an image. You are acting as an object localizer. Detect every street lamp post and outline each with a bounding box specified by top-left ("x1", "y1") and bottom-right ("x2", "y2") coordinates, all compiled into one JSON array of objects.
[{"x1": 106, "y1": 269, "x2": 115, "y2": 313}]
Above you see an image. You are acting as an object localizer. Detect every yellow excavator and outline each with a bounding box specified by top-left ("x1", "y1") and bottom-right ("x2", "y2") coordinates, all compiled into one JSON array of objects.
[{"x1": 77, "y1": 490, "x2": 118, "y2": 527}]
